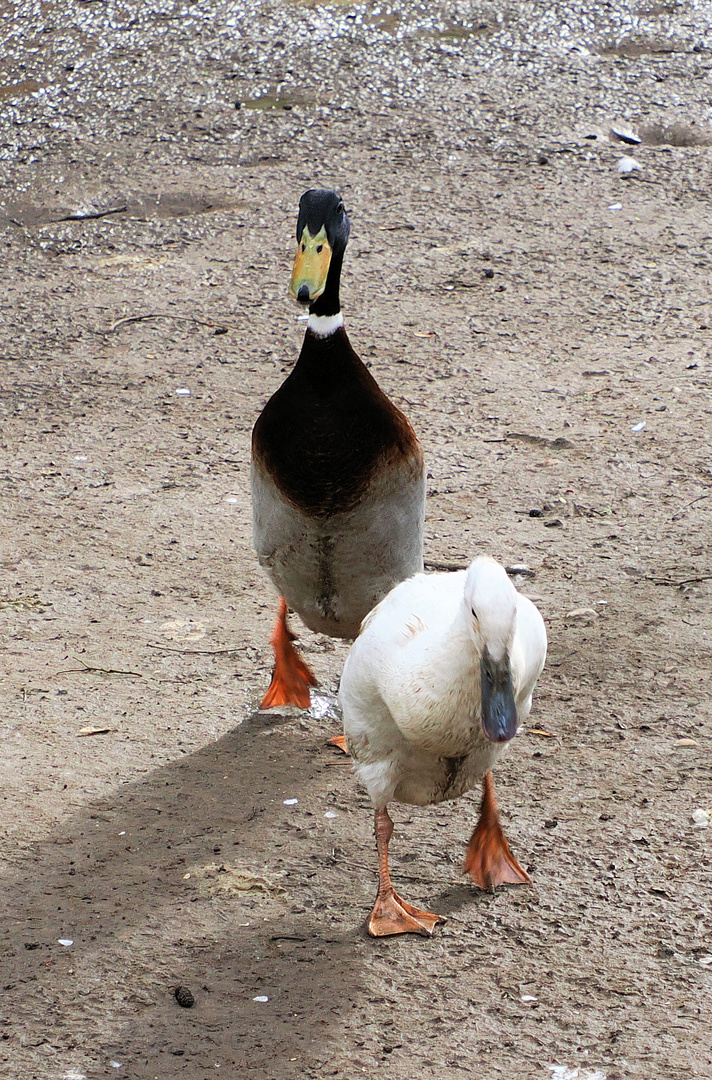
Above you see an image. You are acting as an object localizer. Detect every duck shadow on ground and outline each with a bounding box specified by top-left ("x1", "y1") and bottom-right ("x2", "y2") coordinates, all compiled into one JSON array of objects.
[{"x1": 1, "y1": 709, "x2": 366, "y2": 1079}]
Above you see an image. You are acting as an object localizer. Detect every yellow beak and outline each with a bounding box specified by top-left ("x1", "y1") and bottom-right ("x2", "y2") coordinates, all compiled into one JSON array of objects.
[{"x1": 290, "y1": 226, "x2": 332, "y2": 302}]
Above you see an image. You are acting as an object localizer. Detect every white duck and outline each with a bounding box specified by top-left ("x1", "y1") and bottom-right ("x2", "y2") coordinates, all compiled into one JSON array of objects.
[{"x1": 339, "y1": 555, "x2": 547, "y2": 937}]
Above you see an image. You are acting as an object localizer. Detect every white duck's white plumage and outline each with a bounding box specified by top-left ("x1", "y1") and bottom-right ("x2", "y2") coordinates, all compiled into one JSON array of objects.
[
  {"x1": 340, "y1": 556, "x2": 546, "y2": 808},
  {"x1": 339, "y1": 555, "x2": 547, "y2": 936}
]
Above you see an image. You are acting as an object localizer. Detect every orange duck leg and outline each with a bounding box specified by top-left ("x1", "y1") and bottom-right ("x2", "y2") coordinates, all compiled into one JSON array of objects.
[
  {"x1": 368, "y1": 808, "x2": 444, "y2": 937},
  {"x1": 464, "y1": 771, "x2": 531, "y2": 891},
  {"x1": 260, "y1": 598, "x2": 318, "y2": 709}
]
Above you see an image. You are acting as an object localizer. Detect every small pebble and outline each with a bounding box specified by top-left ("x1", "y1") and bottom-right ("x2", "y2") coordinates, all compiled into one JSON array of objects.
[
  {"x1": 252, "y1": 995, "x2": 269, "y2": 1002},
  {"x1": 174, "y1": 985, "x2": 195, "y2": 1008},
  {"x1": 506, "y1": 563, "x2": 535, "y2": 579},
  {"x1": 175, "y1": 388, "x2": 191, "y2": 396},
  {"x1": 617, "y1": 155, "x2": 641, "y2": 174},
  {"x1": 631, "y1": 421, "x2": 646, "y2": 432},
  {"x1": 58, "y1": 939, "x2": 74, "y2": 947},
  {"x1": 283, "y1": 798, "x2": 298, "y2": 806},
  {"x1": 610, "y1": 125, "x2": 641, "y2": 145},
  {"x1": 692, "y1": 808, "x2": 710, "y2": 827},
  {"x1": 564, "y1": 607, "x2": 598, "y2": 619}
]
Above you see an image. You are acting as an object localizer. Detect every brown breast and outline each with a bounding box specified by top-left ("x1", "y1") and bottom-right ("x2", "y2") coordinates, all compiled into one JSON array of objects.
[{"x1": 252, "y1": 327, "x2": 423, "y2": 517}]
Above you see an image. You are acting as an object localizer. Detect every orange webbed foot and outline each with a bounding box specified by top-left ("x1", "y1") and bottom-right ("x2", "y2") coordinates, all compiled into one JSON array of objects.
[
  {"x1": 328, "y1": 734, "x2": 349, "y2": 754},
  {"x1": 368, "y1": 888, "x2": 444, "y2": 938},
  {"x1": 464, "y1": 772, "x2": 531, "y2": 891},
  {"x1": 260, "y1": 598, "x2": 318, "y2": 710}
]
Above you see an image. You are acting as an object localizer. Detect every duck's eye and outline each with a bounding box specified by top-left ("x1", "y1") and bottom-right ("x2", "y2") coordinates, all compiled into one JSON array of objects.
[
  {"x1": 301, "y1": 242, "x2": 306, "y2": 252},
  {"x1": 316, "y1": 244, "x2": 323, "y2": 253},
  {"x1": 471, "y1": 607, "x2": 478, "y2": 620}
]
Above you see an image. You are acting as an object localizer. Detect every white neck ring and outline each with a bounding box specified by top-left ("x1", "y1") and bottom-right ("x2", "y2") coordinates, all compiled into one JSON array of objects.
[{"x1": 307, "y1": 312, "x2": 344, "y2": 338}]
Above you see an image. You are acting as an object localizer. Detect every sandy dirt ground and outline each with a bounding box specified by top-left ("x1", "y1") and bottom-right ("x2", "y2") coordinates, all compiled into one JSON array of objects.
[{"x1": 1, "y1": 1, "x2": 711, "y2": 1078}]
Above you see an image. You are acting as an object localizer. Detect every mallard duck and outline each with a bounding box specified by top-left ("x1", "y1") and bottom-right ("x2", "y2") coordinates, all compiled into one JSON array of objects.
[
  {"x1": 252, "y1": 189, "x2": 425, "y2": 709},
  {"x1": 339, "y1": 555, "x2": 547, "y2": 937}
]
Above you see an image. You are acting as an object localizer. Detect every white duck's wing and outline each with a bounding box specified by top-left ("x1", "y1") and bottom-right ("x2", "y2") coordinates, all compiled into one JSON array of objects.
[
  {"x1": 341, "y1": 568, "x2": 473, "y2": 751},
  {"x1": 340, "y1": 568, "x2": 479, "y2": 807},
  {"x1": 511, "y1": 593, "x2": 547, "y2": 719},
  {"x1": 340, "y1": 616, "x2": 412, "y2": 807},
  {"x1": 346, "y1": 569, "x2": 469, "y2": 732},
  {"x1": 342, "y1": 570, "x2": 464, "y2": 725}
]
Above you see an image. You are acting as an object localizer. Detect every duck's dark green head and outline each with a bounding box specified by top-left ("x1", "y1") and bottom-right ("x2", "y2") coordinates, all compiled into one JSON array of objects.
[{"x1": 290, "y1": 189, "x2": 350, "y2": 308}]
